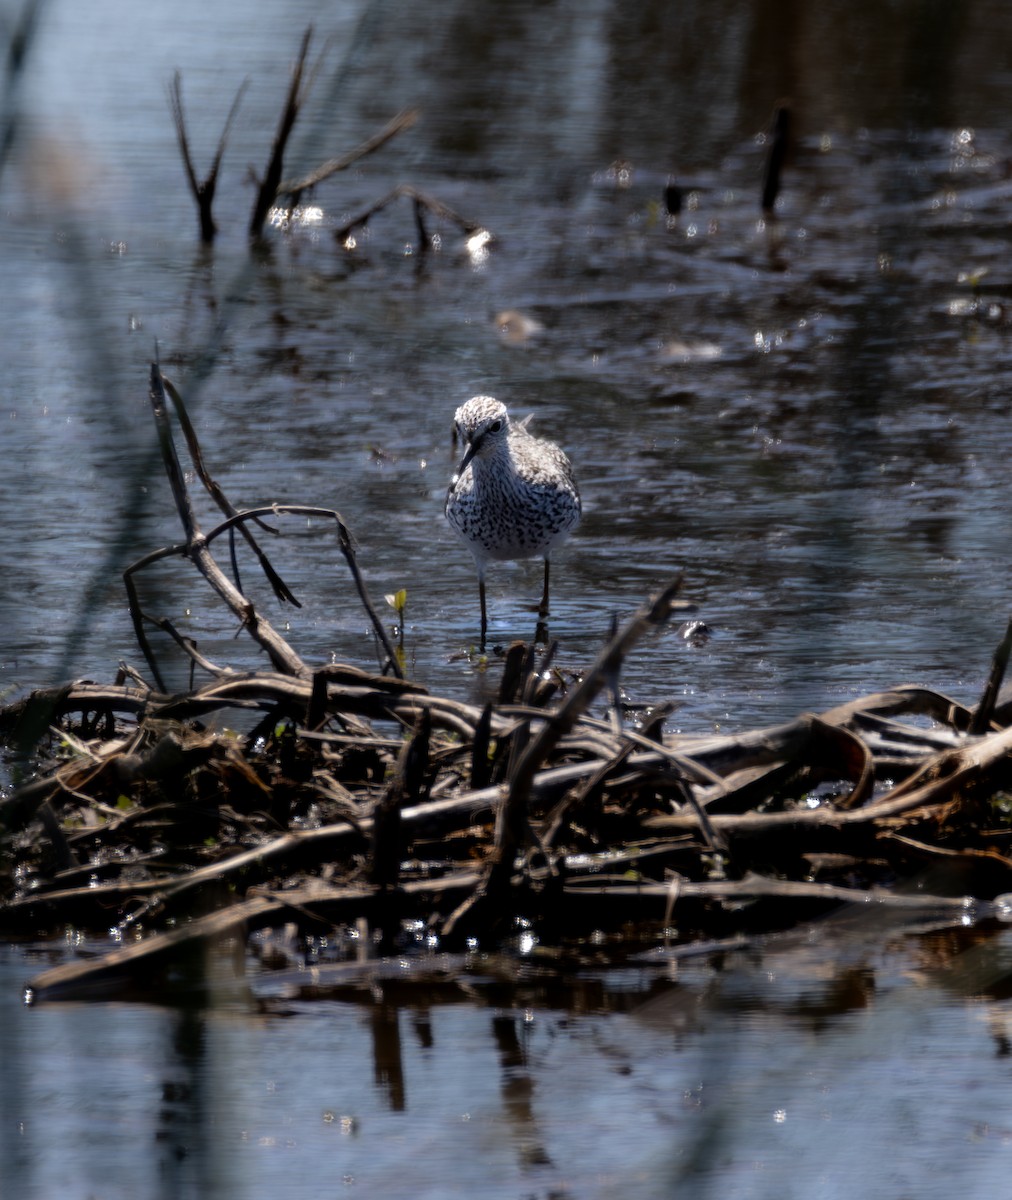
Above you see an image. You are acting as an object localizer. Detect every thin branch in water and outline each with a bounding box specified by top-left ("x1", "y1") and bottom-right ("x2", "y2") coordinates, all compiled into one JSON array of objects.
[
  {"x1": 761, "y1": 98, "x2": 792, "y2": 215},
  {"x1": 168, "y1": 70, "x2": 248, "y2": 243},
  {"x1": 142, "y1": 614, "x2": 230, "y2": 681},
  {"x1": 970, "y1": 614, "x2": 1012, "y2": 735},
  {"x1": 277, "y1": 107, "x2": 419, "y2": 205},
  {"x1": 249, "y1": 25, "x2": 316, "y2": 240},
  {"x1": 125, "y1": 363, "x2": 405, "y2": 684},
  {"x1": 334, "y1": 184, "x2": 490, "y2": 255},
  {"x1": 200, "y1": 505, "x2": 403, "y2": 678},
  {"x1": 161, "y1": 374, "x2": 300, "y2": 606}
]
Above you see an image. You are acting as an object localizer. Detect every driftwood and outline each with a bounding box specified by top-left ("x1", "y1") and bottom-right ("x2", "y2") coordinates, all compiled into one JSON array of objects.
[
  {"x1": 6, "y1": 651, "x2": 1012, "y2": 1002},
  {"x1": 2, "y1": 361, "x2": 1012, "y2": 1002}
]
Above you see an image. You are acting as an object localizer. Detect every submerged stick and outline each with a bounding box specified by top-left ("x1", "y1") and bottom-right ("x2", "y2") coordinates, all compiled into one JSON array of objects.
[
  {"x1": 334, "y1": 184, "x2": 488, "y2": 253},
  {"x1": 761, "y1": 98, "x2": 792, "y2": 214}
]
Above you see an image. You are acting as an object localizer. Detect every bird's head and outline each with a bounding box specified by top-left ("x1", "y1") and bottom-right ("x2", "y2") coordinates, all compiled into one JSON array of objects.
[{"x1": 452, "y1": 395, "x2": 510, "y2": 477}]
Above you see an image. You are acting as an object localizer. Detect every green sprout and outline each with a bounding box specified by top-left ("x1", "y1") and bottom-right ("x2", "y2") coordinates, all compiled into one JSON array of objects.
[{"x1": 385, "y1": 588, "x2": 408, "y2": 672}]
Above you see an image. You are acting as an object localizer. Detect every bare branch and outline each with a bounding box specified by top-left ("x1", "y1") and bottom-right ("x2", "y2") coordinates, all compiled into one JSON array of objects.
[
  {"x1": 334, "y1": 184, "x2": 488, "y2": 251},
  {"x1": 277, "y1": 108, "x2": 419, "y2": 201},
  {"x1": 168, "y1": 71, "x2": 247, "y2": 242},
  {"x1": 124, "y1": 365, "x2": 404, "y2": 686},
  {"x1": 249, "y1": 25, "x2": 315, "y2": 239},
  {"x1": 970, "y1": 613, "x2": 1012, "y2": 734}
]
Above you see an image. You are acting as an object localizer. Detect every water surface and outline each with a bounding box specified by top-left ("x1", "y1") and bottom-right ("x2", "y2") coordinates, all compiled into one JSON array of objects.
[
  {"x1": 2, "y1": 0, "x2": 1008, "y2": 729},
  {"x1": 2, "y1": 2, "x2": 1011, "y2": 1196},
  {"x1": 5, "y1": 920, "x2": 1012, "y2": 1199}
]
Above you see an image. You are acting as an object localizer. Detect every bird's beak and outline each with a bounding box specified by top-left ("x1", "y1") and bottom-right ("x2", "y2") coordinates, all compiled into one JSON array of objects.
[{"x1": 447, "y1": 439, "x2": 477, "y2": 500}]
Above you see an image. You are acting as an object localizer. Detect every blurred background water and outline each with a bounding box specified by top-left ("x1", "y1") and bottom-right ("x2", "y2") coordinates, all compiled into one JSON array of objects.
[{"x1": 2, "y1": 0, "x2": 1011, "y2": 1195}]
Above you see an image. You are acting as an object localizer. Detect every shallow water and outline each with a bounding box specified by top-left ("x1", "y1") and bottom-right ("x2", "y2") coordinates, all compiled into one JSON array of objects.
[
  {"x1": 2, "y1": 0, "x2": 1012, "y2": 1195},
  {"x1": 6, "y1": 921, "x2": 1012, "y2": 1199},
  {"x1": 2, "y1": 0, "x2": 1008, "y2": 731}
]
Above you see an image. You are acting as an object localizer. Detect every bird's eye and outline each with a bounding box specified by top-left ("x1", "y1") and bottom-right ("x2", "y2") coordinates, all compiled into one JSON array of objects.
[{"x1": 489, "y1": 419, "x2": 502, "y2": 433}]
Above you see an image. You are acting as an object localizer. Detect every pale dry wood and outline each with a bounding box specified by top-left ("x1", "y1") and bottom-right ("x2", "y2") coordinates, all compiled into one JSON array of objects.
[
  {"x1": 564, "y1": 871, "x2": 980, "y2": 913},
  {"x1": 644, "y1": 722, "x2": 1012, "y2": 839}
]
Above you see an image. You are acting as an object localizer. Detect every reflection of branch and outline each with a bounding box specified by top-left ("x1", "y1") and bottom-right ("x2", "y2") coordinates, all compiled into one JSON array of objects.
[
  {"x1": 278, "y1": 108, "x2": 419, "y2": 204},
  {"x1": 168, "y1": 70, "x2": 247, "y2": 242}
]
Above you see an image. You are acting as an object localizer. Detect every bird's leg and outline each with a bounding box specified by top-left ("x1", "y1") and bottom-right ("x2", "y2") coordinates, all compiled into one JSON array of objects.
[
  {"x1": 538, "y1": 558, "x2": 551, "y2": 619},
  {"x1": 479, "y1": 575, "x2": 488, "y2": 651},
  {"x1": 534, "y1": 558, "x2": 551, "y2": 645}
]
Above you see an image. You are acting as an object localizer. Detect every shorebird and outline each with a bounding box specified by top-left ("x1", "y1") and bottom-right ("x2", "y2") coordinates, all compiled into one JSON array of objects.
[{"x1": 445, "y1": 395, "x2": 581, "y2": 649}]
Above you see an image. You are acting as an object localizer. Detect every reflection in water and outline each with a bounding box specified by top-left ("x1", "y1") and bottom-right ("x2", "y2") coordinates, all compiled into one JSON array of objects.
[
  {"x1": 371, "y1": 1001, "x2": 406, "y2": 1111},
  {"x1": 492, "y1": 1012, "x2": 552, "y2": 1171},
  {"x1": 157, "y1": 1006, "x2": 209, "y2": 1199},
  {"x1": 6, "y1": 916, "x2": 1012, "y2": 1196}
]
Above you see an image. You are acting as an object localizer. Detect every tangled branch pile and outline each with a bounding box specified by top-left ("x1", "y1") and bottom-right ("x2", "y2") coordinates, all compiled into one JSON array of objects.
[{"x1": 2, "y1": 365, "x2": 1011, "y2": 1003}]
